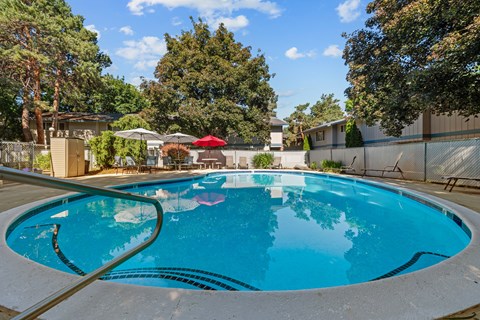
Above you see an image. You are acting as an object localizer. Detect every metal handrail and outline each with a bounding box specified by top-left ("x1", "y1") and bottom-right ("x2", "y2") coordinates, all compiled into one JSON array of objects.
[{"x1": 0, "y1": 167, "x2": 164, "y2": 320}]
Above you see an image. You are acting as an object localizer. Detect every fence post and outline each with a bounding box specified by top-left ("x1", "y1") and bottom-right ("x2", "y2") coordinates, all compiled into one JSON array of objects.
[
  {"x1": 31, "y1": 142, "x2": 35, "y2": 171},
  {"x1": 424, "y1": 142, "x2": 427, "y2": 182}
]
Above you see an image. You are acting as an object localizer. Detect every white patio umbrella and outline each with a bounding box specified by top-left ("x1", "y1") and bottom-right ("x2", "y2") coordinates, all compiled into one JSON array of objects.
[
  {"x1": 161, "y1": 132, "x2": 199, "y2": 160},
  {"x1": 113, "y1": 128, "x2": 164, "y2": 142},
  {"x1": 161, "y1": 132, "x2": 198, "y2": 144},
  {"x1": 114, "y1": 128, "x2": 164, "y2": 170}
]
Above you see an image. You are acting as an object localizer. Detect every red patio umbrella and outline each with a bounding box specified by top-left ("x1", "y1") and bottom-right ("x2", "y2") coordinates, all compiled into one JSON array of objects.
[
  {"x1": 192, "y1": 135, "x2": 227, "y2": 162},
  {"x1": 194, "y1": 192, "x2": 226, "y2": 206},
  {"x1": 192, "y1": 135, "x2": 226, "y2": 147}
]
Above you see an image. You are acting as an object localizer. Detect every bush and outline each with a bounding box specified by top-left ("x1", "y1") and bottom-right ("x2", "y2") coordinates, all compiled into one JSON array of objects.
[
  {"x1": 90, "y1": 131, "x2": 116, "y2": 169},
  {"x1": 321, "y1": 159, "x2": 342, "y2": 172},
  {"x1": 161, "y1": 143, "x2": 190, "y2": 160},
  {"x1": 34, "y1": 152, "x2": 51, "y2": 170},
  {"x1": 345, "y1": 118, "x2": 364, "y2": 148},
  {"x1": 309, "y1": 161, "x2": 317, "y2": 170},
  {"x1": 252, "y1": 153, "x2": 274, "y2": 169},
  {"x1": 303, "y1": 135, "x2": 311, "y2": 151}
]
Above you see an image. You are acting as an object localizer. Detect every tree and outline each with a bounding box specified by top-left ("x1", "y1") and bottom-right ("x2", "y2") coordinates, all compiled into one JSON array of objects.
[
  {"x1": 345, "y1": 118, "x2": 363, "y2": 148},
  {"x1": 143, "y1": 18, "x2": 276, "y2": 141},
  {"x1": 0, "y1": 0, "x2": 50, "y2": 142},
  {"x1": 310, "y1": 94, "x2": 344, "y2": 126},
  {"x1": 0, "y1": 0, "x2": 109, "y2": 143},
  {"x1": 343, "y1": 0, "x2": 480, "y2": 137},
  {"x1": 284, "y1": 94, "x2": 344, "y2": 147},
  {"x1": 91, "y1": 75, "x2": 148, "y2": 114},
  {"x1": 44, "y1": 1, "x2": 109, "y2": 136},
  {"x1": 0, "y1": 78, "x2": 22, "y2": 140},
  {"x1": 283, "y1": 103, "x2": 311, "y2": 147}
]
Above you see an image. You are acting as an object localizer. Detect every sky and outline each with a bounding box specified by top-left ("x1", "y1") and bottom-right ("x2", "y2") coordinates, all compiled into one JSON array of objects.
[{"x1": 68, "y1": 0, "x2": 368, "y2": 120}]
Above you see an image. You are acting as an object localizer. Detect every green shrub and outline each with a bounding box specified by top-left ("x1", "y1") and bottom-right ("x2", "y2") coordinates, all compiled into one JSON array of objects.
[
  {"x1": 345, "y1": 118, "x2": 364, "y2": 148},
  {"x1": 310, "y1": 161, "x2": 317, "y2": 170},
  {"x1": 252, "y1": 153, "x2": 274, "y2": 169},
  {"x1": 303, "y1": 135, "x2": 311, "y2": 151},
  {"x1": 34, "y1": 152, "x2": 51, "y2": 170},
  {"x1": 321, "y1": 159, "x2": 342, "y2": 172},
  {"x1": 90, "y1": 131, "x2": 116, "y2": 169}
]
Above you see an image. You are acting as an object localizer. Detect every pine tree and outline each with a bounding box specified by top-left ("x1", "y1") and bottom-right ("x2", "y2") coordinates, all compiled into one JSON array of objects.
[{"x1": 345, "y1": 119, "x2": 363, "y2": 148}]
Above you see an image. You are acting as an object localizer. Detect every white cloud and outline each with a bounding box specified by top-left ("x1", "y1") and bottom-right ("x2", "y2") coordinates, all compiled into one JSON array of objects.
[
  {"x1": 85, "y1": 24, "x2": 101, "y2": 39},
  {"x1": 134, "y1": 59, "x2": 158, "y2": 70},
  {"x1": 213, "y1": 15, "x2": 249, "y2": 31},
  {"x1": 130, "y1": 76, "x2": 144, "y2": 86},
  {"x1": 126, "y1": 0, "x2": 281, "y2": 31},
  {"x1": 277, "y1": 90, "x2": 295, "y2": 97},
  {"x1": 119, "y1": 26, "x2": 134, "y2": 35},
  {"x1": 116, "y1": 36, "x2": 167, "y2": 70},
  {"x1": 172, "y1": 16, "x2": 182, "y2": 26},
  {"x1": 323, "y1": 45, "x2": 343, "y2": 58},
  {"x1": 105, "y1": 64, "x2": 119, "y2": 73},
  {"x1": 285, "y1": 47, "x2": 316, "y2": 60},
  {"x1": 336, "y1": 0, "x2": 361, "y2": 23},
  {"x1": 127, "y1": 0, "x2": 281, "y2": 17}
]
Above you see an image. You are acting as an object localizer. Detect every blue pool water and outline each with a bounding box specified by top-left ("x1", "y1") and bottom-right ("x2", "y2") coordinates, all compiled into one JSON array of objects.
[{"x1": 7, "y1": 172, "x2": 470, "y2": 291}]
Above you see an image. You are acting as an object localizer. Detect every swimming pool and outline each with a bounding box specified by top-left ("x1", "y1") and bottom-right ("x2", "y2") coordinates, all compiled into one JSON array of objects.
[{"x1": 6, "y1": 172, "x2": 470, "y2": 291}]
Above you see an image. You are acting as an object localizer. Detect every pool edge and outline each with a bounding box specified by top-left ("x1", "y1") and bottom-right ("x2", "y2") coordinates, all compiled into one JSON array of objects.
[{"x1": 1, "y1": 170, "x2": 480, "y2": 319}]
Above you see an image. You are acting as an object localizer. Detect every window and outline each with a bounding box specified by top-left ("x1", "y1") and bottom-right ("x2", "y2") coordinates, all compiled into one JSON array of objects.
[
  {"x1": 340, "y1": 125, "x2": 346, "y2": 133},
  {"x1": 315, "y1": 130, "x2": 325, "y2": 141}
]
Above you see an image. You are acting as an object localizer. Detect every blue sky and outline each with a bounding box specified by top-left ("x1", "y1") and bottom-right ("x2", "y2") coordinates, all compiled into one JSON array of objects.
[{"x1": 68, "y1": 0, "x2": 367, "y2": 120}]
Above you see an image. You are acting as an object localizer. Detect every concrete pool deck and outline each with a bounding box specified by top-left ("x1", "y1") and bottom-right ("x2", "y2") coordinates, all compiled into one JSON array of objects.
[{"x1": 1, "y1": 170, "x2": 479, "y2": 319}]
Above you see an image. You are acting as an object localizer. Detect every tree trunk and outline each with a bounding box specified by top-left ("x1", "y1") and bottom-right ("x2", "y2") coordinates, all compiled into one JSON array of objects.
[
  {"x1": 21, "y1": 102, "x2": 33, "y2": 142},
  {"x1": 33, "y1": 65, "x2": 45, "y2": 145},
  {"x1": 52, "y1": 68, "x2": 62, "y2": 138}
]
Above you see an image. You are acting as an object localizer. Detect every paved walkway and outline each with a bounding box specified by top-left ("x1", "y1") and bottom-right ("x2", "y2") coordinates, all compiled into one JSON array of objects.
[{"x1": 0, "y1": 171, "x2": 479, "y2": 319}]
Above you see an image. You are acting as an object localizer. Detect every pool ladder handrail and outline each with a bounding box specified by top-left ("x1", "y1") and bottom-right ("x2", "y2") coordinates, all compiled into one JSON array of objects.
[{"x1": 0, "y1": 167, "x2": 164, "y2": 320}]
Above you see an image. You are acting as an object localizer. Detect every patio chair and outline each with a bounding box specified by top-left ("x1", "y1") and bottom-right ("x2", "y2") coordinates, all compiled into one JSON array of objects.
[
  {"x1": 122, "y1": 156, "x2": 137, "y2": 174},
  {"x1": 237, "y1": 156, "x2": 249, "y2": 169},
  {"x1": 362, "y1": 153, "x2": 405, "y2": 179},
  {"x1": 225, "y1": 156, "x2": 235, "y2": 169},
  {"x1": 162, "y1": 156, "x2": 176, "y2": 170},
  {"x1": 179, "y1": 156, "x2": 195, "y2": 170},
  {"x1": 141, "y1": 155, "x2": 159, "y2": 173},
  {"x1": 113, "y1": 155, "x2": 123, "y2": 174},
  {"x1": 340, "y1": 156, "x2": 356, "y2": 173},
  {"x1": 269, "y1": 157, "x2": 282, "y2": 169}
]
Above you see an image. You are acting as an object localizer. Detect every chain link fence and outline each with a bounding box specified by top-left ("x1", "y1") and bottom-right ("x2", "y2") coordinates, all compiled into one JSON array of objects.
[{"x1": 0, "y1": 141, "x2": 36, "y2": 171}]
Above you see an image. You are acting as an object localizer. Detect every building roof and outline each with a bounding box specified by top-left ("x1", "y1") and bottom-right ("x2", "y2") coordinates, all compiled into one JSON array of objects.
[
  {"x1": 39, "y1": 112, "x2": 123, "y2": 123},
  {"x1": 269, "y1": 116, "x2": 288, "y2": 126},
  {"x1": 303, "y1": 118, "x2": 347, "y2": 133}
]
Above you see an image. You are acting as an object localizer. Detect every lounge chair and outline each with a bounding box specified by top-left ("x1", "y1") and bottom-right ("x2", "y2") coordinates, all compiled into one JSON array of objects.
[
  {"x1": 442, "y1": 176, "x2": 480, "y2": 192},
  {"x1": 237, "y1": 157, "x2": 249, "y2": 169},
  {"x1": 362, "y1": 153, "x2": 405, "y2": 179},
  {"x1": 122, "y1": 156, "x2": 137, "y2": 174},
  {"x1": 340, "y1": 156, "x2": 356, "y2": 173},
  {"x1": 225, "y1": 156, "x2": 235, "y2": 169},
  {"x1": 269, "y1": 157, "x2": 282, "y2": 169}
]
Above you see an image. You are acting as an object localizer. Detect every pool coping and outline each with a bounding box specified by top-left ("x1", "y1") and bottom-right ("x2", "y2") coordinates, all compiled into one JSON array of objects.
[{"x1": 1, "y1": 170, "x2": 480, "y2": 319}]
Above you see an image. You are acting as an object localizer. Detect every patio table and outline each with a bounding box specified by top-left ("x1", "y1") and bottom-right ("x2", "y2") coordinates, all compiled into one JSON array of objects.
[{"x1": 202, "y1": 158, "x2": 218, "y2": 169}]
